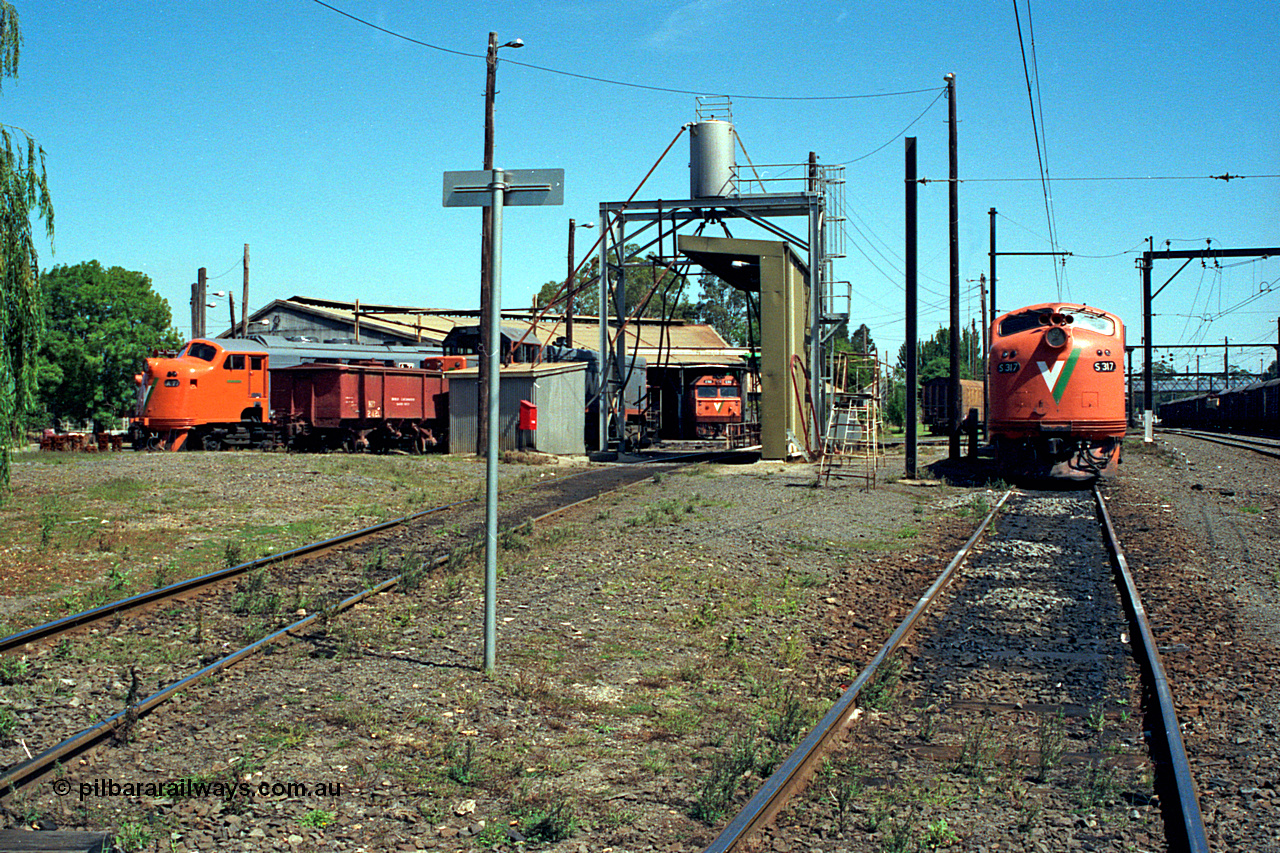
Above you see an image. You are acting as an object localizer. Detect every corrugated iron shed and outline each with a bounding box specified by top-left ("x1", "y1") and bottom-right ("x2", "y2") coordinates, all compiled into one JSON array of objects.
[{"x1": 447, "y1": 362, "x2": 587, "y2": 456}]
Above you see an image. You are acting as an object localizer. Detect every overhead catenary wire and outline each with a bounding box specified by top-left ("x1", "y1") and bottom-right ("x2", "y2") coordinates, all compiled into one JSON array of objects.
[{"x1": 1013, "y1": 0, "x2": 1063, "y2": 300}]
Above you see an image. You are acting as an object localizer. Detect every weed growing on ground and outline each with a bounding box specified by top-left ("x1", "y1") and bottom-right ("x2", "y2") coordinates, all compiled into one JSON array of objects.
[
  {"x1": 861, "y1": 655, "x2": 904, "y2": 711},
  {"x1": 0, "y1": 656, "x2": 32, "y2": 685},
  {"x1": 398, "y1": 554, "x2": 429, "y2": 592},
  {"x1": 521, "y1": 792, "x2": 578, "y2": 843},
  {"x1": 1086, "y1": 702, "x2": 1107, "y2": 735},
  {"x1": 956, "y1": 712, "x2": 999, "y2": 778},
  {"x1": 1036, "y1": 708, "x2": 1066, "y2": 781},
  {"x1": 820, "y1": 752, "x2": 864, "y2": 834},
  {"x1": 0, "y1": 707, "x2": 16, "y2": 745},
  {"x1": 765, "y1": 686, "x2": 807, "y2": 745},
  {"x1": 641, "y1": 749, "x2": 669, "y2": 775},
  {"x1": 880, "y1": 804, "x2": 920, "y2": 853},
  {"x1": 923, "y1": 817, "x2": 959, "y2": 850},
  {"x1": 1077, "y1": 759, "x2": 1120, "y2": 812},
  {"x1": 114, "y1": 667, "x2": 141, "y2": 746},
  {"x1": 232, "y1": 567, "x2": 279, "y2": 617},
  {"x1": 445, "y1": 740, "x2": 478, "y2": 785},
  {"x1": 113, "y1": 819, "x2": 153, "y2": 852},
  {"x1": 299, "y1": 809, "x2": 335, "y2": 829},
  {"x1": 919, "y1": 702, "x2": 941, "y2": 742},
  {"x1": 500, "y1": 520, "x2": 534, "y2": 552},
  {"x1": 689, "y1": 732, "x2": 758, "y2": 824}
]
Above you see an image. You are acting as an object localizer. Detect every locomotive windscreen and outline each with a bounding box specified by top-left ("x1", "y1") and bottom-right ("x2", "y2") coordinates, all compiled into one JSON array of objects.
[{"x1": 999, "y1": 309, "x2": 1114, "y2": 337}]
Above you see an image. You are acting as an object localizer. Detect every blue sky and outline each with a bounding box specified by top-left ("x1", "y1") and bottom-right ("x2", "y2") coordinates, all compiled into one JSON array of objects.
[{"x1": 7, "y1": 0, "x2": 1279, "y2": 371}]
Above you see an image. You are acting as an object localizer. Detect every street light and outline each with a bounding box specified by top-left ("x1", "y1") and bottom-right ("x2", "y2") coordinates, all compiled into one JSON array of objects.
[
  {"x1": 478, "y1": 32, "x2": 524, "y2": 453},
  {"x1": 566, "y1": 219, "x2": 594, "y2": 347},
  {"x1": 206, "y1": 291, "x2": 237, "y2": 336}
]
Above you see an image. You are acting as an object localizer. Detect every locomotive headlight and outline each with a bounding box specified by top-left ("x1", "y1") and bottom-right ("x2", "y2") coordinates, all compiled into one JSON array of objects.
[{"x1": 1044, "y1": 327, "x2": 1068, "y2": 348}]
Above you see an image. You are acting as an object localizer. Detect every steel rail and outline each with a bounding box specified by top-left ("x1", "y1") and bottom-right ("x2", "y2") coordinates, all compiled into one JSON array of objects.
[
  {"x1": 1159, "y1": 428, "x2": 1280, "y2": 460},
  {"x1": 1093, "y1": 485, "x2": 1209, "y2": 853},
  {"x1": 702, "y1": 489, "x2": 1013, "y2": 853},
  {"x1": 0, "y1": 449, "x2": 727, "y2": 656},
  {"x1": 0, "y1": 496, "x2": 471, "y2": 655},
  {"x1": 0, "y1": 452, "x2": 727, "y2": 793}
]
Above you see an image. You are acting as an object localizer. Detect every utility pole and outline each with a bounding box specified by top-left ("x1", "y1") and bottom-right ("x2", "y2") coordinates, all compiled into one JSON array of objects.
[
  {"x1": 904, "y1": 136, "x2": 918, "y2": 478},
  {"x1": 240, "y1": 244, "x2": 249, "y2": 339},
  {"x1": 566, "y1": 218, "x2": 576, "y2": 348},
  {"x1": 479, "y1": 31, "x2": 497, "y2": 455},
  {"x1": 979, "y1": 273, "x2": 988, "y2": 442},
  {"x1": 946, "y1": 72, "x2": 960, "y2": 461},
  {"x1": 478, "y1": 32, "x2": 524, "y2": 454},
  {"x1": 1138, "y1": 240, "x2": 1280, "y2": 436},
  {"x1": 196, "y1": 267, "x2": 207, "y2": 339},
  {"x1": 988, "y1": 208, "x2": 997, "y2": 327}
]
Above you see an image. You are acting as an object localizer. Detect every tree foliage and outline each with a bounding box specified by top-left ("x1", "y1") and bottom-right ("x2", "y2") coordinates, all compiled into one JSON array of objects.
[
  {"x1": 37, "y1": 262, "x2": 182, "y2": 428},
  {"x1": 692, "y1": 272, "x2": 756, "y2": 346},
  {"x1": 0, "y1": 1, "x2": 53, "y2": 497},
  {"x1": 896, "y1": 324, "x2": 983, "y2": 385},
  {"x1": 534, "y1": 244, "x2": 695, "y2": 324}
]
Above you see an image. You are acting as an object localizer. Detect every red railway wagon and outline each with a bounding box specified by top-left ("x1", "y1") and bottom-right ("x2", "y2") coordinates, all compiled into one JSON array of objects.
[{"x1": 271, "y1": 361, "x2": 451, "y2": 452}]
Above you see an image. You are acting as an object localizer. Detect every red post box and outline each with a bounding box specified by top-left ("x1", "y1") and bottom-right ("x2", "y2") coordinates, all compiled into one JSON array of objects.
[{"x1": 519, "y1": 400, "x2": 537, "y2": 431}]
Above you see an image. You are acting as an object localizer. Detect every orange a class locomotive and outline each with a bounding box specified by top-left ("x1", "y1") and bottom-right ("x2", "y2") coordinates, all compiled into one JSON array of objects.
[{"x1": 988, "y1": 303, "x2": 1126, "y2": 480}]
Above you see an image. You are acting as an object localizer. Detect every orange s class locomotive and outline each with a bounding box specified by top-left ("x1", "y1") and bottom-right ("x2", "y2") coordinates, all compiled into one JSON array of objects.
[{"x1": 988, "y1": 303, "x2": 1126, "y2": 480}]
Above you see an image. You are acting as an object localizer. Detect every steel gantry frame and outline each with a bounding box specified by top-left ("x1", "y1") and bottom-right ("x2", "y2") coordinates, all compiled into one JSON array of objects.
[{"x1": 595, "y1": 186, "x2": 842, "y2": 455}]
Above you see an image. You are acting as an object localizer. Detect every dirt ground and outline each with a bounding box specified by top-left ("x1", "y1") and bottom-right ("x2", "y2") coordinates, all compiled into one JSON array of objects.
[{"x1": 1, "y1": 435, "x2": 1276, "y2": 852}]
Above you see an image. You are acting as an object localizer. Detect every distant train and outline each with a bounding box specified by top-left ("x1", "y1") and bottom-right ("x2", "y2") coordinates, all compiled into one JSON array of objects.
[
  {"x1": 988, "y1": 302, "x2": 1126, "y2": 480},
  {"x1": 920, "y1": 377, "x2": 984, "y2": 435},
  {"x1": 1158, "y1": 378, "x2": 1280, "y2": 434}
]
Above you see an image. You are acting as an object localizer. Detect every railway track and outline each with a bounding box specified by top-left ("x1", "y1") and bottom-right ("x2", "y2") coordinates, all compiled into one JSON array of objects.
[
  {"x1": 0, "y1": 450, "x2": 736, "y2": 794},
  {"x1": 704, "y1": 486, "x2": 1207, "y2": 852},
  {"x1": 1159, "y1": 427, "x2": 1280, "y2": 460}
]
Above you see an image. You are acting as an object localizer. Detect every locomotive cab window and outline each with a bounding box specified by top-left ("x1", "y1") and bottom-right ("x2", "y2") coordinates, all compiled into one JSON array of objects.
[
  {"x1": 1070, "y1": 312, "x2": 1115, "y2": 335},
  {"x1": 188, "y1": 342, "x2": 218, "y2": 362},
  {"x1": 223, "y1": 354, "x2": 246, "y2": 370},
  {"x1": 696, "y1": 387, "x2": 720, "y2": 398},
  {"x1": 999, "y1": 309, "x2": 1114, "y2": 337},
  {"x1": 250, "y1": 356, "x2": 264, "y2": 371},
  {"x1": 720, "y1": 386, "x2": 740, "y2": 397},
  {"x1": 998, "y1": 312, "x2": 1046, "y2": 336}
]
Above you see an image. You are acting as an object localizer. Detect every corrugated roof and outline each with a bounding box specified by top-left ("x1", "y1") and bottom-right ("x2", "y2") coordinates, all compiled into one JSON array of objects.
[{"x1": 251, "y1": 296, "x2": 746, "y2": 369}]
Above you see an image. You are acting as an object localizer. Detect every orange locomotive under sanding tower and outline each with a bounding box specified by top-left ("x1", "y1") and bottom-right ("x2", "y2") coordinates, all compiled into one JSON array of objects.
[{"x1": 988, "y1": 302, "x2": 1126, "y2": 480}]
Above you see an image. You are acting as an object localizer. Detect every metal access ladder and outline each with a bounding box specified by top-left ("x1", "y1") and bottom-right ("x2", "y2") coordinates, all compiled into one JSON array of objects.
[{"x1": 818, "y1": 352, "x2": 885, "y2": 487}]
